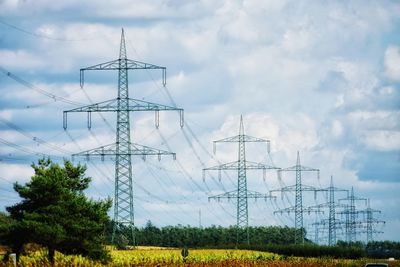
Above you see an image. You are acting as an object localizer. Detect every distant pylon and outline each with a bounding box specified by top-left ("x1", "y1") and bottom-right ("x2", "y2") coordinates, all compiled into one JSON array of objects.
[
  {"x1": 204, "y1": 115, "x2": 279, "y2": 245},
  {"x1": 359, "y1": 199, "x2": 385, "y2": 243},
  {"x1": 309, "y1": 176, "x2": 348, "y2": 246},
  {"x1": 271, "y1": 152, "x2": 320, "y2": 244},
  {"x1": 63, "y1": 29, "x2": 184, "y2": 245},
  {"x1": 338, "y1": 187, "x2": 366, "y2": 243}
]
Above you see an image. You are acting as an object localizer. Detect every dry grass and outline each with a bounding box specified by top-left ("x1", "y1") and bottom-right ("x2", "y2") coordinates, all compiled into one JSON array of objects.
[{"x1": 0, "y1": 247, "x2": 398, "y2": 267}]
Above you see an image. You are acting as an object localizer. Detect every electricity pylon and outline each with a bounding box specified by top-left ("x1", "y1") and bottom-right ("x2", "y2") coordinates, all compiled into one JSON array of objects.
[
  {"x1": 309, "y1": 176, "x2": 348, "y2": 246},
  {"x1": 271, "y1": 151, "x2": 320, "y2": 244},
  {"x1": 204, "y1": 115, "x2": 279, "y2": 245},
  {"x1": 63, "y1": 29, "x2": 184, "y2": 245},
  {"x1": 338, "y1": 187, "x2": 366, "y2": 243},
  {"x1": 359, "y1": 199, "x2": 385, "y2": 243},
  {"x1": 311, "y1": 220, "x2": 329, "y2": 245}
]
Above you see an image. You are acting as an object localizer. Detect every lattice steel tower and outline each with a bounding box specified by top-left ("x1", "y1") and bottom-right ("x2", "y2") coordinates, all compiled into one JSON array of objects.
[
  {"x1": 338, "y1": 187, "x2": 366, "y2": 243},
  {"x1": 310, "y1": 176, "x2": 348, "y2": 246},
  {"x1": 63, "y1": 29, "x2": 184, "y2": 245},
  {"x1": 271, "y1": 152, "x2": 320, "y2": 244},
  {"x1": 204, "y1": 115, "x2": 279, "y2": 245},
  {"x1": 359, "y1": 199, "x2": 385, "y2": 243}
]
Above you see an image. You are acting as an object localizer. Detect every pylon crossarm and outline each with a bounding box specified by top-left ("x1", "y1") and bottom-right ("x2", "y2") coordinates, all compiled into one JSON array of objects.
[
  {"x1": 203, "y1": 160, "x2": 279, "y2": 171},
  {"x1": 365, "y1": 218, "x2": 385, "y2": 224},
  {"x1": 274, "y1": 206, "x2": 295, "y2": 214},
  {"x1": 242, "y1": 135, "x2": 270, "y2": 143},
  {"x1": 359, "y1": 229, "x2": 384, "y2": 234},
  {"x1": 65, "y1": 98, "x2": 181, "y2": 113},
  {"x1": 339, "y1": 196, "x2": 367, "y2": 204},
  {"x1": 71, "y1": 143, "x2": 175, "y2": 160},
  {"x1": 336, "y1": 210, "x2": 364, "y2": 216},
  {"x1": 274, "y1": 206, "x2": 322, "y2": 215},
  {"x1": 213, "y1": 135, "x2": 269, "y2": 143},
  {"x1": 247, "y1": 190, "x2": 276, "y2": 200},
  {"x1": 208, "y1": 190, "x2": 238, "y2": 201},
  {"x1": 208, "y1": 189, "x2": 274, "y2": 201},
  {"x1": 312, "y1": 218, "x2": 342, "y2": 227},
  {"x1": 80, "y1": 59, "x2": 166, "y2": 87},
  {"x1": 80, "y1": 59, "x2": 165, "y2": 71},
  {"x1": 245, "y1": 161, "x2": 280, "y2": 170},
  {"x1": 64, "y1": 99, "x2": 118, "y2": 113},
  {"x1": 302, "y1": 207, "x2": 324, "y2": 214},
  {"x1": 329, "y1": 187, "x2": 348, "y2": 192},
  {"x1": 131, "y1": 143, "x2": 176, "y2": 160},
  {"x1": 356, "y1": 209, "x2": 382, "y2": 218},
  {"x1": 203, "y1": 160, "x2": 238, "y2": 171},
  {"x1": 127, "y1": 98, "x2": 183, "y2": 112},
  {"x1": 309, "y1": 202, "x2": 347, "y2": 210},
  {"x1": 63, "y1": 98, "x2": 184, "y2": 129},
  {"x1": 271, "y1": 184, "x2": 318, "y2": 193},
  {"x1": 279, "y1": 164, "x2": 319, "y2": 173},
  {"x1": 72, "y1": 143, "x2": 117, "y2": 160},
  {"x1": 308, "y1": 203, "x2": 328, "y2": 210},
  {"x1": 80, "y1": 59, "x2": 122, "y2": 71}
]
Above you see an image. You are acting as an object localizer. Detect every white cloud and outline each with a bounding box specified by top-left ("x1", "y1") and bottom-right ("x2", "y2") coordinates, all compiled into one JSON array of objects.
[
  {"x1": 362, "y1": 130, "x2": 400, "y2": 151},
  {"x1": 384, "y1": 46, "x2": 400, "y2": 81},
  {"x1": 331, "y1": 120, "x2": 343, "y2": 139},
  {"x1": 282, "y1": 28, "x2": 313, "y2": 52},
  {"x1": 0, "y1": 50, "x2": 46, "y2": 69},
  {"x1": 0, "y1": 163, "x2": 33, "y2": 183},
  {"x1": 347, "y1": 111, "x2": 400, "y2": 132},
  {"x1": 0, "y1": 0, "x2": 19, "y2": 14}
]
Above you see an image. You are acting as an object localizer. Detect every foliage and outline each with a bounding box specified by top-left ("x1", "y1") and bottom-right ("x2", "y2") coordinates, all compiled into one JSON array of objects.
[
  {"x1": 109, "y1": 222, "x2": 301, "y2": 247},
  {"x1": 115, "y1": 234, "x2": 129, "y2": 250},
  {"x1": 0, "y1": 213, "x2": 14, "y2": 246},
  {"x1": 2, "y1": 159, "x2": 112, "y2": 264},
  {"x1": 366, "y1": 241, "x2": 400, "y2": 258}
]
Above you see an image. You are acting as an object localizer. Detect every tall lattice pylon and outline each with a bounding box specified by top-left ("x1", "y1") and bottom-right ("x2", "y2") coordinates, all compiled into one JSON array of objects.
[
  {"x1": 338, "y1": 187, "x2": 366, "y2": 243},
  {"x1": 63, "y1": 29, "x2": 184, "y2": 245},
  {"x1": 204, "y1": 115, "x2": 279, "y2": 245},
  {"x1": 271, "y1": 152, "x2": 320, "y2": 244},
  {"x1": 310, "y1": 176, "x2": 348, "y2": 245},
  {"x1": 359, "y1": 199, "x2": 385, "y2": 243}
]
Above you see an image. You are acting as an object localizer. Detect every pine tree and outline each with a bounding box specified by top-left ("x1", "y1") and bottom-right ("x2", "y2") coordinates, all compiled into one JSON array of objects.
[{"x1": 4, "y1": 159, "x2": 112, "y2": 264}]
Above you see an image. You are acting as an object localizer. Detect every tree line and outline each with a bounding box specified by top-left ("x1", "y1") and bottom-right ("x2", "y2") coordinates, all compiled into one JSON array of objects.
[{"x1": 106, "y1": 221, "x2": 303, "y2": 248}]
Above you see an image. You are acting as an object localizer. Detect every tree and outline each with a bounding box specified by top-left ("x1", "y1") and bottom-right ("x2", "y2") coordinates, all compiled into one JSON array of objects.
[
  {"x1": 0, "y1": 212, "x2": 14, "y2": 245},
  {"x1": 4, "y1": 158, "x2": 112, "y2": 264}
]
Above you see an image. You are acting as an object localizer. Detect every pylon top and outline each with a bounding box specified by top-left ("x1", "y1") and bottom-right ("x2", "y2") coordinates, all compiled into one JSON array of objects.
[
  {"x1": 239, "y1": 115, "x2": 244, "y2": 135},
  {"x1": 119, "y1": 28, "x2": 127, "y2": 60},
  {"x1": 296, "y1": 151, "x2": 300, "y2": 166}
]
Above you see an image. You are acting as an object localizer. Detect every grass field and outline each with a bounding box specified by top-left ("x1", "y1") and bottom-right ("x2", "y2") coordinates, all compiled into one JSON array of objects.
[{"x1": 0, "y1": 246, "x2": 399, "y2": 267}]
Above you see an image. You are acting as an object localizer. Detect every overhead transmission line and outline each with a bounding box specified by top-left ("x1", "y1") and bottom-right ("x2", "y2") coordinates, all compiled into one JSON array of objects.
[
  {"x1": 0, "y1": 20, "x2": 97, "y2": 42},
  {"x1": 0, "y1": 67, "x2": 84, "y2": 106},
  {"x1": 0, "y1": 118, "x2": 71, "y2": 155}
]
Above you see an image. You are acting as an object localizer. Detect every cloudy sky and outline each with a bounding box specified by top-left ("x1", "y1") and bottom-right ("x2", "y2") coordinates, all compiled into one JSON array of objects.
[{"x1": 0, "y1": 0, "x2": 399, "y2": 243}]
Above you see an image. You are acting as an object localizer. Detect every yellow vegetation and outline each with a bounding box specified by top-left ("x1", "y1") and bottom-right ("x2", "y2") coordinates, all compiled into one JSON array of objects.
[{"x1": 0, "y1": 247, "x2": 399, "y2": 267}]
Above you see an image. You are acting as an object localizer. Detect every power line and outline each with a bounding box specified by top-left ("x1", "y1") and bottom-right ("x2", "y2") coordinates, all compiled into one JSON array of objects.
[
  {"x1": 0, "y1": 66, "x2": 84, "y2": 106},
  {"x1": 0, "y1": 118, "x2": 71, "y2": 155},
  {"x1": 0, "y1": 20, "x2": 97, "y2": 42}
]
